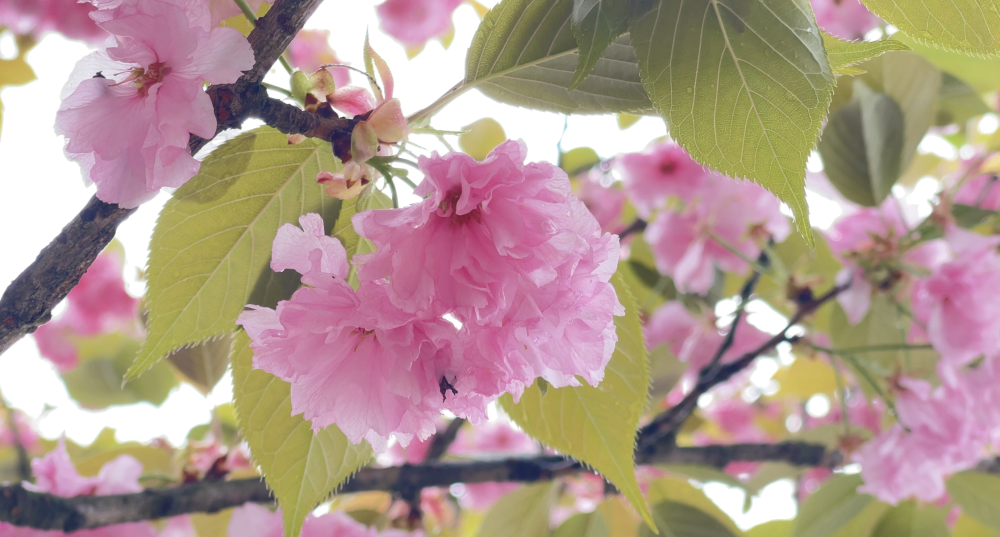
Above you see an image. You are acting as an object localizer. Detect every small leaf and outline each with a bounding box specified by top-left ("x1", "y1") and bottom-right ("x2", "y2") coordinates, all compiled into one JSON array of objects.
[
  {"x1": 459, "y1": 118, "x2": 508, "y2": 161},
  {"x1": 63, "y1": 334, "x2": 179, "y2": 409},
  {"x1": 560, "y1": 146, "x2": 601, "y2": 174},
  {"x1": 645, "y1": 478, "x2": 744, "y2": 536},
  {"x1": 500, "y1": 272, "x2": 654, "y2": 528},
  {"x1": 948, "y1": 472, "x2": 1000, "y2": 531},
  {"x1": 618, "y1": 113, "x2": 641, "y2": 129},
  {"x1": 465, "y1": 0, "x2": 652, "y2": 114},
  {"x1": 935, "y1": 72, "x2": 991, "y2": 126},
  {"x1": 570, "y1": 0, "x2": 629, "y2": 90},
  {"x1": 232, "y1": 332, "x2": 372, "y2": 537},
  {"x1": 870, "y1": 501, "x2": 948, "y2": 537},
  {"x1": 167, "y1": 333, "x2": 233, "y2": 395},
  {"x1": 817, "y1": 81, "x2": 905, "y2": 207},
  {"x1": 640, "y1": 501, "x2": 739, "y2": 537},
  {"x1": 628, "y1": 0, "x2": 835, "y2": 243},
  {"x1": 477, "y1": 483, "x2": 556, "y2": 537},
  {"x1": 857, "y1": 0, "x2": 1000, "y2": 56},
  {"x1": 821, "y1": 34, "x2": 909, "y2": 75},
  {"x1": 131, "y1": 127, "x2": 343, "y2": 379},
  {"x1": 792, "y1": 474, "x2": 872, "y2": 537}
]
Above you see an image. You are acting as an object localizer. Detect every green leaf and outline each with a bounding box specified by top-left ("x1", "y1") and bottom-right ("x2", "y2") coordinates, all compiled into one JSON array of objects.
[
  {"x1": 645, "y1": 478, "x2": 744, "y2": 536},
  {"x1": 628, "y1": 0, "x2": 834, "y2": 244},
  {"x1": 553, "y1": 511, "x2": 611, "y2": 537},
  {"x1": 570, "y1": 0, "x2": 629, "y2": 90},
  {"x1": 130, "y1": 127, "x2": 342, "y2": 379},
  {"x1": 232, "y1": 332, "x2": 372, "y2": 537},
  {"x1": 948, "y1": 472, "x2": 1000, "y2": 531},
  {"x1": 821, "y1": 34, "x2": 910, "y2": 75},
  {"x1": 936, "y1": 72, "x2": 991, "y2": 126},
  {"x1": 500, "y1": 271, "x2": 654, "y2": 528},
  {"x1": 464, "y1": 0, "x2": 652, "y2": 114},
  {"x1": 747, "y1": 521, "x2": 792, "y2": 537},
  {"x1": 870, "y1": 501, "x2": 948, "y2": 537},
  {"x1": 459, "y1": 117, "x2": 508, "y2": 160},
  {"x1": 63, "y1": 334, "x2": 179, "y2": 409},
  {"x1": 858, "y1": 0, "x2": 1000, "y2": 56},
  {"x1": 640, "y1": 501, "x2": 739, "y2": 537},
  {"x1": 167, "y1": 333, "x2": 233, "y2": 395},
  {"x1": 953, "y1": 203, "x2": 996, "y2": 228},
  {"x1": 561, "y1": 146, "x2": 602, "y2": 174},
  {"x1": 331, "y1": 189, "x2": 393, "y2": 288},
  {"x1": 953, "y1": 513, "x2": 1000, "y2": 537},
  {"x1": 477, "y1": 483, "x2": 556, "y2": 537},
  {"x1": 793, "y1": 474, "x2": 872, "y2": 537},
  {"x1": 894, "y1": 34, "x2": 1000, "y2": 93},
  {"x1": 817, "y1": 80, "x2": 905, "y2": 207}
]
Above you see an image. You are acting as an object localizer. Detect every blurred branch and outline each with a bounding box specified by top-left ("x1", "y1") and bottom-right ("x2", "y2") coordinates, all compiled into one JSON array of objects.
[
  {"x1": 424, "y1": 419, "x2": 466, "y2": 462},
  {"x1": 0, "y1": 440, "x2": 843, "y2": 531},
  {"x1": 617, "y1": 219, "x2": 647, "y2": 241},
  {"x1": 0, "y1": 0, "x2": 329, "y2": 356}
]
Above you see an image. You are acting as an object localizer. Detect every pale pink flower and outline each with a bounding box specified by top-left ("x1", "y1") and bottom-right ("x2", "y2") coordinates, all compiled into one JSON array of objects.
[
  {"x1": 227, "y1": 503, "x2": 420, "y2": 537},
  {"x1": 32, "y1": 250, "x2": 140, "y2": 371},
  {"x1": 910, "y1": 228, "x2": 1000, "y2": 366},
  {"x1": 238, "y1": 214, "x2": 483, "y2": 450},
  {"x1": 55, "y1": 0, "x2": 255, "y2": 208},
  {"x1": 953, "y1": 174, "x2": 1000, "y2": 211},
  {"x1": 377, "y1": 0, "x2": 462, "y2": 47},
  {"x1": 157, "y1": 516, "x2": 196, "y2": 537},
  {"x1": 810, "y1": 0, "x2": 880, "y2": 40},
  {"x1": 644, "y1": 174, "x2": 790, "y2": 294},
  {"x1": 615, "y1": 142, "x2": 710, "y2": 217},
  {"x1": 288, "y1": 29, "x2": 350, "y2": 85},
  {"x1": 576, "y1": 169, "x2": 625, "y2": 233}
]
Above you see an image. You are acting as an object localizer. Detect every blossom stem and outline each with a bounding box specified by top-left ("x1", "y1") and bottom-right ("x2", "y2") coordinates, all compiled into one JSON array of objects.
[
  {"x1": 386, "y1": 178, "x2": 399, "y2": 208},
  {"x1": 262, "y1": 82, "x2": 292, "y2": 97}
]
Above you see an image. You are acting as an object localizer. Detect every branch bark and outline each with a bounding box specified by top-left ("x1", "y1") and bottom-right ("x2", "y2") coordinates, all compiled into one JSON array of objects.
[
  {"x1": 0, "y1": 440, "x2": 845, "y2": 531},
  {"x1": 0, "y1": 0, "x2": 330, "y2": 355}
]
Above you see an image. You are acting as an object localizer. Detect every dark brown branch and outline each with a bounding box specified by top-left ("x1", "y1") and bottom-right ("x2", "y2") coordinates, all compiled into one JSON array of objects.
[
  {"x1": 0, "y1": 0, "x2": 329, "y2": 356},
  {"x1": 0, "y1": 441, "x2": 844, "y2": 531}
]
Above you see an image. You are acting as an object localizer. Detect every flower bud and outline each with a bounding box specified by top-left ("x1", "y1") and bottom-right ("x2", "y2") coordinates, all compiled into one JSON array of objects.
[{"x1": 351, "y1": 121, "x2": 379, "y2": 164}]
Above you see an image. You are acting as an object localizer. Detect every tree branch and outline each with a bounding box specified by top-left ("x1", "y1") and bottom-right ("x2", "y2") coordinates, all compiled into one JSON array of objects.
[
  {"x1": 0, "y1": 0, "x2": 329, "y2": 356},
  {"x1": 0, "y1": 440, "x2": 845, "y2": 531}
]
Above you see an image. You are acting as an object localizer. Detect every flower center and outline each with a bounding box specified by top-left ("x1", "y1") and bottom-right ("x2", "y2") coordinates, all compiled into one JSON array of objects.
[
  {"x1": 439, "y1": 190, "x2": 482, "y2": 225},
  {"x1": 116, "y1": 62, "x2": 171, "y2": 97},
  {"x1": 659, "y1": 158, "x2": 678, "y2": 175}
]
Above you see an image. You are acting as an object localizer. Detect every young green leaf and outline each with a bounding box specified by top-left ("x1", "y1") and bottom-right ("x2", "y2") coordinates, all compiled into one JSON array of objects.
[
  {"x1": 821, "y1": 34, "x2": 909, "y2": 75},
  {"x1": 477, "y1": 483, "x2": 556, "y2": 537},
  {"x1": 129, "y1": 127, "x2": 342, "y2": 380},
  {"x1": 232, "y1": 332, "x2": 372, "y2": 537},
  {"x1": 464, "y1": 0, "x2": 652, "y2": 114},
  {"x1": 628, "y1": 0, "x2": 835, "y2": 245},
  {"x1": 793, "y1": 474, "x2": 873, "y2": 537},
  {"x1": 500, "y1": 272, "x2": 654, "y2": 529},
  {"x1": 570, "y1": 0, "x2": 629, "y2": 90},
  {"x1": 858, "y1": 0, "x2": 1000, "y2": 56}
]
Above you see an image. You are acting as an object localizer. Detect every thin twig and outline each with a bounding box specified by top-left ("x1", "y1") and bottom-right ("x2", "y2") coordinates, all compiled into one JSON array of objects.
[
  {"x1": 617, "y1": 219, "x2": 648, "y2": 241},
  {"x1": 704, "y1": 251, "x2": 769, "y2": 377}
]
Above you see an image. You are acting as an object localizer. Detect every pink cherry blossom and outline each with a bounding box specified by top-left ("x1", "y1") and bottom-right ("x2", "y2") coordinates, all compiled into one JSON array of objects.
[
  {"x1": 288, "y1": 29, "x2": 350, "y2": 85},
  {"x1": 33, "y1": 249, "x2": 140, "y2": 372},
  {"x1": 377, "y1": 0, "x2": 463, "y2": 47},
  {"x1": 644, "y1": 174, "x2": 790, "y2": 294},
  {"x1": 953, "y1": 174, "x2": 1000, "y2": 211},
  {"x1": 238, "y1": 214, "x2": 484, "y2": 450},
  {"x1": 575, "y1": 169, "x2": 625, "y2": 233},
  {"x1": 227, "y1": 503, "x2": 420, "y2": 537},
  {"x1": 55, "y1": 0, "x2": 255, "y2": 208},
  {"x1": 615, "y1": 142, "x2": 710, "y2": 217},
  {"x1": 810, "y1": 0, "x2": 880, "y2": 40},
  {"x1": 910, "y1": 228, "x2": 1000, "y2": 366}
]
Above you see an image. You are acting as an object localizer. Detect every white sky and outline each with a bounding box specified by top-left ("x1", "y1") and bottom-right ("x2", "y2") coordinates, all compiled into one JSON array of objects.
[{"x1": 1, "y1": 0, "x2": 933, "y2": 528}]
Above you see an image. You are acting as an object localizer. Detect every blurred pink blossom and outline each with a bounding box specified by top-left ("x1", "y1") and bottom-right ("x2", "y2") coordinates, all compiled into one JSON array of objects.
[
  {"x1": 615, "y1": 142, "x2": 709, "y2": 218},
  {"x1": 575, "y1": 170, "x2": 626, "y2": 233},
  {"x1": 0, "y1": 0, "x2": 106, "y2": 43},
  {"x1": 450, "y1": 422, "x2": 536, "y2": 510},
  {"x1": 227, "y1": 503, "x2": 420, "y2": 537},
  {"x1": 810, "y1": 0, "x2": 880, "y2": 40},
  {"x1": 377, "y1": 0, "x2": 462, "y2": 47},
  {"x1": 287, "y1": 29, "x2": 350, "y2": 85}
]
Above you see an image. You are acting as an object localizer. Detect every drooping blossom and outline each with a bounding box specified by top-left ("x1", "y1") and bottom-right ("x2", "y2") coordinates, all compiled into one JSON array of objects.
[
  {"x1": 575, "y1": 169, "x2": 626, "y2": 233},
  {"x1": 810, "y1": 0, "x2": 880, "y2": 40},
  {"x1": 55, "y1": 0, "x2": 255, "y2": 208},
  {"x1": 644, "y1": 301, "x2": 772, "y2": 388},
  {"x1": 376, "y1": 0, "x2": 462, "y2": 47},
  {"x1": 287, "y1": 29, "x2": 350, "y2": 85},
  {"x1": 644, "y1": 174, "x2": 790, "y2": 294},
  {"x1": 227, "y1": 503, "x2": 420, "y2": 537},
  {"x1": 238, "y1": 214, "x2": 485, "y2": 450},
  {"x1": 32, "y1": 249, "x2": 140, "y2": 372},
  {"x1": 449, "y1": 422, "x2": 536, "y2": 510},
  {"x1": 0, "y1": 0, "x2": 106, "y2": 43},
  {"x1": 615, "y1": 142, "x2": 709, "y2": 217},
  {"x1": 855, "y1": 363, "x2": 1000, "y2": 504},
  {"x1": 910, "y1": 228, "x2": 1000, "y2": 366},
  {"x1": 0, "y1": 440, "x2": 158, "y2": 537}
]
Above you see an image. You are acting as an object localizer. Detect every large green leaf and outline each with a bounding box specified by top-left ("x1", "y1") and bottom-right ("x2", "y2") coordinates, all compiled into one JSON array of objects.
[
  {"x1": 500, "y1": 271, "x2": 653, "y2": 528},
  {"x1": 793, "y1": 474, "x2": 872, "y2": 537},
  {"x1": 640, "y1": 501, "x2": 739, "y2": 537},
  {"x1": 464, "y1": 0, "x2": 652, "y2": 114},
  {"x1": 570, "y1": 0, "x2": 629, "y2": 90},
  {"x1": 477, "y1": 483, "x2": 556, "y2": 537},
  {"x1": 948, "y1": 472, "x2": 1000, "y2": 531},
  {"x1": 821, "y1": 34, "x2": 909, "y2": 75},
  {"x1": 870, "y1": 501, "x2": 948, "y2": 537},
  {"x1": 63, "y1": 333, "x2": 178, "y2": 409},
  {"x1": 129, "y1": 127, "x2": 342, "y2": 379},
  {"x1": 818, "y1": 80, "x2": 905, "y2": 207},
  {"x1": 628, "y1": 0, "x2": 835, "y2": 244},
  {"x1": 858, "y1": 0, "x2": 1000, "y2": 56},
  {"x1": 232, "y1": 332, "x2": 372, "y2": 537}
]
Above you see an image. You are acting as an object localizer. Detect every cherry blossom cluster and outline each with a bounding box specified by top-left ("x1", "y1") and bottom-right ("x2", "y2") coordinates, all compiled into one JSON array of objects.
[
  {"x1": 239, "y1": 140, "x2": 622, "y2": 450},
  {"x1": 54, "y1": 0, "x2": 255, "y2": 208}
]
